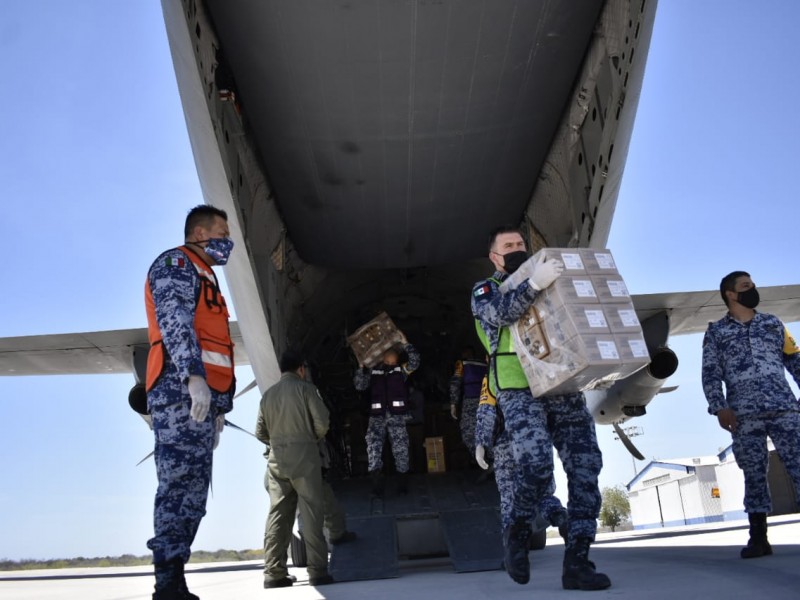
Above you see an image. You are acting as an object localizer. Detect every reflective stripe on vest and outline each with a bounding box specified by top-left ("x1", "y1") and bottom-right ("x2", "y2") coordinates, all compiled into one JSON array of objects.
[
  {"x1": 474, "y1": 277, "x2": 529, "y2": 395},
  {"x1": 201, "y1": 349, "x2": 233, "y2": 368},
  {"x1": 369, "y1": 365, "x2": 408, "y2": 413},
  {"x1": 145, "y1": 246, "x2": 235, "y2": 394}
]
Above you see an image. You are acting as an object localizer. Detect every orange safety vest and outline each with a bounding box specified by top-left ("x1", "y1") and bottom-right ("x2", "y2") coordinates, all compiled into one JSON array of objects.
[{"x1": 145, "y1": 245, "x2": 235, "y2": 394}]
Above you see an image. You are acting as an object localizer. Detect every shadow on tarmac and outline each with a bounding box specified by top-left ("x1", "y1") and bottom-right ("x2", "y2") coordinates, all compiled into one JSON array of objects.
[{"x1": 0, "y1": 561, "x2": 263, "y2": 582}]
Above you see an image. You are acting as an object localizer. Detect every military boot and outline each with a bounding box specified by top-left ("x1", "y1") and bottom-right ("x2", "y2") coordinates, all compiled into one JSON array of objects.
[
  {"x1": 369, "y1": 470, "x2": 385, "y2": 498},
  {"x1": 741, "y1": 512, "x2": 772, "y2": 559},
  {"x1": 502, "y1": 518, "x2": 532, "y2": 584},
  {"x1": 153, "y1": 558, "x2": 198, "y2": 600},
  {"x1": 174, "y1": 560, "x2": 199, "y2": 600},
  {"x1": 562, "y1": 537, "x2": 611, "y2": 591}
]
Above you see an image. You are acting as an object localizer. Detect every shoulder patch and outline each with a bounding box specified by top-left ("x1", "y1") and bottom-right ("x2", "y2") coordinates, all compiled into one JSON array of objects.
[
  {"x1": 473, "y1": 284, "x2": 491, "y2": 298},
  {"x1": 479, "y1": 376, "x2": 496, "y2": 406},
  {"x1": 784, "y1": 327, "x2": 799, "y2": 355},
  {"x1": 164, "y1": 256, "x2": 186, "y2": 268}
]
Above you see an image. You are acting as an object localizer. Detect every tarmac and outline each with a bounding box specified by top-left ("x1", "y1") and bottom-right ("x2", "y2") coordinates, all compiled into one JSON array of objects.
[{"x1": 2, "y1": 515, "x2": 798, "y2": 600}]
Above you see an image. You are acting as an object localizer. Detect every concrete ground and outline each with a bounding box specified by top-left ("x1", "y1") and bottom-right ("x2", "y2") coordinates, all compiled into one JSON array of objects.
[{"x1": 2, "y1": 515, "x2": 798, "y2": 600}]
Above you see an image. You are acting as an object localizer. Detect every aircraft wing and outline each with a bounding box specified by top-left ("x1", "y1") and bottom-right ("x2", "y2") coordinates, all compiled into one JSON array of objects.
[
  {"x1": 631, "y1": 284, "x2": 800, "y2": 336},
  {"x1": 0, "y1": 322, "x2": 249, "y2": 376}
]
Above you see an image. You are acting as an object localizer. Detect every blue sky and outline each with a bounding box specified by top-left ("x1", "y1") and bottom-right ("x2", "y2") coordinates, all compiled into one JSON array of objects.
[{"x1": 1, "y1": 1, "x2": 799, "y2": 560}]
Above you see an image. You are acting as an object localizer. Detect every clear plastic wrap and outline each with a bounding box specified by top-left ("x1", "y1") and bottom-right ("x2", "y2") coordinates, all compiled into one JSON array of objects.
[{"x1": 502, "y1": 248, "x2": 649, "y2": 396}]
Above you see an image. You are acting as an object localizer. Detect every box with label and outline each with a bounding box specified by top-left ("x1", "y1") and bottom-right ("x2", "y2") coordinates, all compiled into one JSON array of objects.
[
  {"x1": 615, "y1": 332, "x2": 650, "y2": 362},
  {"x1": 591, "y1": 275, "x2": 631, "y2": 303},
  {"x1": 533, "y1": 302, "x2": 612, "y2": 346},
  {"x1": 425, "y1": 436, "x2": 446, "y2": 473},
  {"x1": 537, "y1": 275, "x2": 600, "y2": 307},
  {"x1": 580, "y1": 249, "x2": 619, "y2": 274},
  {"x1": 347, "y1": 312, "x2": 406, "y2": 368},
  {"x1": 603, "y1": 302, "x2": 641, "y2": 333}
]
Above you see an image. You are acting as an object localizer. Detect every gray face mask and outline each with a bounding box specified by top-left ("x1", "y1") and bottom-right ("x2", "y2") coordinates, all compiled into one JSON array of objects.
[{"x1": 737, "y1": 286, "x2": 759, "y2": 309}]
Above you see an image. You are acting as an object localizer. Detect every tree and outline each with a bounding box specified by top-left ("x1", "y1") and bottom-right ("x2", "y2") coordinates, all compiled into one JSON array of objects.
[{"x1": 599, "y1": 485, "x2": 631, "y2": 532}]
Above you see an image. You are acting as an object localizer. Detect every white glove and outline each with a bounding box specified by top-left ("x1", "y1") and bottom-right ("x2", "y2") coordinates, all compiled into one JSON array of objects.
[
  {"x1": 450, "y1": 404, "x2": 458, "y2": 420},
  {"x1": 475, "y1": 445, "x2": 490, "y2": 470},
  {"x1": 187, "y1": 375, "x2": 211, "y2": 422},
  {"x1": 528, "y1": 255, "x2": 564, "y2": 291},
  {"x1": 213, "y1": 414, "x2": 225, "y2": 450}
]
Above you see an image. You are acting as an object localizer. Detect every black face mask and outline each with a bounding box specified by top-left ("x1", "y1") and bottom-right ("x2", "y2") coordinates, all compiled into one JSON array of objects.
[
  {"x1": 502, "y1": 250, "x2": 529, "y2": 274},
  {"x1": 737, "y1": 287, "x2": 760, "y2": 309}
]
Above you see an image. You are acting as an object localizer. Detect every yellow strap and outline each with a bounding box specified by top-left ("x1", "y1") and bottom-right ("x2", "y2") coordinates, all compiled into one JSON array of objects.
[{"x1": 478, "y1": 376, "x2": 496, "y2": 406}]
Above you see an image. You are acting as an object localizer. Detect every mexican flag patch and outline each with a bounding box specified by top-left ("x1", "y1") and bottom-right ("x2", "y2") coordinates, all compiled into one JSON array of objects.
[
  {"x1": 473, "y1": 284, "x2": 491, "y2": 298},
  {"x1": 165, "y1": 257, "x2": 185, "y2": 268}
]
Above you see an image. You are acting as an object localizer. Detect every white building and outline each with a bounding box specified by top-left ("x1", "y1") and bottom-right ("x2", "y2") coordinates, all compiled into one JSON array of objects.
[
  {"x1": 628, "y1": 441, "x2": 798, "y2": 530},
  {"x1": 627, "y1": 456, "x2": 722, "y2": 530}
]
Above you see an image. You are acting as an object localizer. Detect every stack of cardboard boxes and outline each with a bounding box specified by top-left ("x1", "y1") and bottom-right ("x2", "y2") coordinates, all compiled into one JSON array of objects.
[{"x1": 500, "y1": 248, "x2": 649, "y2": 396}]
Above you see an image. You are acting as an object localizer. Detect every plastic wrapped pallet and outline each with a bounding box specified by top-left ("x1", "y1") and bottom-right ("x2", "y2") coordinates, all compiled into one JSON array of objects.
[
  {"x1": 499, "y1": 248, "x2": 649, "y2": 396},
  {"x1": 347, "y1": 312, "x2": 406, "y2": 368}
]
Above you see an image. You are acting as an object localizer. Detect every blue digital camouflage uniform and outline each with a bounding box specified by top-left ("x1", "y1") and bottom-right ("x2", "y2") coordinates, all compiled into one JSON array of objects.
[
  {"x1": 475, "y1": 403, "x2": 580, "y2": 528},
  {"x1": 702, "y1": 312, "x2": 800, "y2": 513},
  {"x1": 146, "y1": 248, "x2": 233, "y2": 565},
  {"x1": 449, "y1": 359, "x2": 487, "y2": 453},
  {"x1": 472, "y1": 272, "x2": 554, "y2": 523},
  {"x1": 541, "y1": 392, "x2": 602, "y2": 543},
  {"x1": 354, "y1": 344, "x2": 421, "y2": 473}
]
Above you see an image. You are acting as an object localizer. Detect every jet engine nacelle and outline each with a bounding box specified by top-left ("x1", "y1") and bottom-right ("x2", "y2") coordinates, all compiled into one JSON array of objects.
[{"x1": 585, "y1": 346, "x2": 678, "y2": 425}]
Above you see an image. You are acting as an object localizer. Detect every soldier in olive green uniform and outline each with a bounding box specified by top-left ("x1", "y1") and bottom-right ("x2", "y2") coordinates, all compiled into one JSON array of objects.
[{"x1": 256, "y1": 351, "x2": 333, "y2": 588}]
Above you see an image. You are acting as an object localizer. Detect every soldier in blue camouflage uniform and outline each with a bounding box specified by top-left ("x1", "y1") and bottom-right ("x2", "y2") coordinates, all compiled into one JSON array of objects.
[
  {"x1": 354, "y1": 339, "x2": 421, "y2": 496},
  {"x1": 145, "y1": 205, "x2": 235, "y2": 600},
  {"x1": 449, "y1": 347, "x2": 487, "y2": 458},
  {"x1": 472, "y1": 226, "x2": 610, "y2": 590},
  {"x1": 702, "y1": 270, "x2": 800, "y2": 559}
]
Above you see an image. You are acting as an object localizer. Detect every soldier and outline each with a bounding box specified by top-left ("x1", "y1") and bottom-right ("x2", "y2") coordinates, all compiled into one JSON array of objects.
[
  {"x1": 354, "y1": 337, "x2": 421, "y2": 497},
  {"x1": 258, "y1": 439, "x2": 357, "y2": 556},
  {"x1": 702, "y1": 270, "x2": 800, "y2": 559},
  {"x1": 144, "y1": 204, "x2": 235, "y2": 600},
  {"x1": 475, "y1": 381, "x2": 609, "y2": 594},
  {"x1": 472, "y1": 225, "x2": 610, "y2": 590},
  {"x1": 449, "y1": 346, "x2": 487, "y2": 459},
  {"x1": 256, "y1": 350, "x2": 334, "y2": 588}
]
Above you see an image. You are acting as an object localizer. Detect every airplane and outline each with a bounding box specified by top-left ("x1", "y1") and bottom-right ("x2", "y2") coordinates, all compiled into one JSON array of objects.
[
  {"x1": 3, "y1": 0, "x2": 800, "y2": 572},
  {"x1": 3, "y1": 0, "x2": 799, "y2": 452}
]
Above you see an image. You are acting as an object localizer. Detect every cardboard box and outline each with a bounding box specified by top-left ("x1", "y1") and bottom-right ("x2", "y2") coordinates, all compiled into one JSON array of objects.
[
  {"x1": 425, "y1": 437, "x2": 446, "y2": 473},
  {"x1": 580, "y1": 249, "x2": 619, "y2": 274},
  {"x1": 501, "y1": 248, "x2": 649, "y2": 396},
  {"x1": 347, "y1": 312, "x2": 405, "y2": 368},
  {"x1": 535, "y1": 275, "x2": 600, "y2": 307},
  {"x1": 591, "y1": 275, "x2": 631, "y2": 303},
  {"x1": 603, "y1": 302, "x2": 641, "y2": 333}
]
